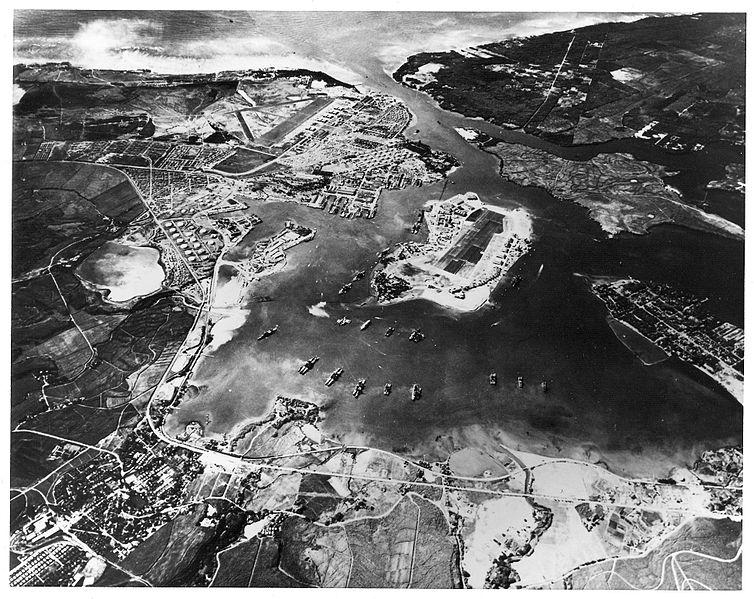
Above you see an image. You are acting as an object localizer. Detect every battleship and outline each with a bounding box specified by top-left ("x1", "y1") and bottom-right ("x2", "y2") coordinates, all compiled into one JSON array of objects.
[
  {"x1": 383, "y1": 382, "x2": 392, "y2": 396},
  {"x1": 298, "y1": 356, "x2": 319, "y2": 375},
  {"x1": 353, "y1": 378, "x2": 366, "y2": 398},
  {"x1": 352, "y1": 270, "x2": 366, "y2": 281},
  {"x1": 325, "y1": 368, "x2": 344, "y2": 387},
  {"x1": 384, "y1": 326, "x2": 395, "y2": 337},
  {"x1": 360, "y1": 319, "x2": 372, "y2": 331},
  {"x1": 257, "y1": 324, "x2": 278, "y2": 341},
  {"x1": 410, "y1": 383, "x2": 422, "y2": 401},
  {"x1": 408, "y1": 328, "x2": 425, "y2": 343},
  {"x1": 338, "y1": 283, "x2": 352, "y2": 295},
  {"x1": 489, "y1": 372, "x2": 497, "y2": 386},
  {"x1": 337, "y1": 316, "x2": 351, "y2": 326}
]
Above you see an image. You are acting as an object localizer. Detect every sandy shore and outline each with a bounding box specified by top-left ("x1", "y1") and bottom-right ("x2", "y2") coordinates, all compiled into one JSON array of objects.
[{"x1": 319, "y1": 415, "x2": 725, "y2": 481}]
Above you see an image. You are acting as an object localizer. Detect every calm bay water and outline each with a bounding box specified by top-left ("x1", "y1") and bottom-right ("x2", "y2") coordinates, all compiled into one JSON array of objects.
[
  {"x1": 166, "y1": 12, "x2": 742, "y2": 477},
  {"x1": 171, "y1": 184, "x2": 742, "y2": 477},
  {"x1": 172, "y1": 103, "x2": 742, "y2": 477},
  {"x1": 15, "y1": 11, "x2": 742, "y2": 476}
]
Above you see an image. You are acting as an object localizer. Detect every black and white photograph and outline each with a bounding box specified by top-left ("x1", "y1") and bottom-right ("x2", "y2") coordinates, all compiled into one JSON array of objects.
[{"x1": 7, "y1": 3, "x2": 747, "y2": 590}]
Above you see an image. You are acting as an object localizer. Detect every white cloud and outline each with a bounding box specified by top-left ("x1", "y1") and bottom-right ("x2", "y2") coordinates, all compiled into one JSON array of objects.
[
  {"x1": 14, "y1": 18, "x2": 362, "y2": 84},
  {"x1": 206, "y1": 310, "x2": 250, "y2": 352},
  {"x1": 71, "y1": 19, "x2": 162, "y2": 64},
  {"x1": 307, "y1": 301, "x2": 330, "y2": 318},
  {"x1": 172, "y1": 36, "x2": 290, "y2": 59}
]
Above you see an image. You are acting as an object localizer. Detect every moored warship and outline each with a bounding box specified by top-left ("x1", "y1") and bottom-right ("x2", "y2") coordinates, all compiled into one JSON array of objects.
[
  {"x1": 410, "y1": 384, "x2": 422, "y2": 401},
  {"x1": 298, "y1": 356, "x2": 319, "y2": 375},
  {"x1": 325, "y1": 368, "x2": 343, "y2": 387},
  {"x1": 257, "y1": 325, "x2": 278, "y2": 341},
  {"x1": 408, "y1": 328, "x2": 424, "y2": 343}
]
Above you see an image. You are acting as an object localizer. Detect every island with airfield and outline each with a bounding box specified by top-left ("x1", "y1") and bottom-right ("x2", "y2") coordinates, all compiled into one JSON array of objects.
[{"x1": 371, "y1": 192, "x2": 532, "y2": 311}]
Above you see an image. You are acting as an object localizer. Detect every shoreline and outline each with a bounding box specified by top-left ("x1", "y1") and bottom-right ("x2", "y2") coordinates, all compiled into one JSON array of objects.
[
  {"x1": 476, "y1": 142, "x2": 744, "y2": 242},
  {"x1": 605, "y1": 316, "x2": 669, "y2": 367},
  {"x1": 123, "y1": 58, "x2": 741, "y2": 486},
  {"x1": 369, "y1": 284, "x2": 491, "y2": 313},
  {"x1": 14, "y1": 57, "x2": 364, "y2": 88},
  {"x1": 319, "y1": 414, "x2": 738, "y2": 482},
  {"x1": 585, "y1": 275, "x2": 744, "y2": 405}
]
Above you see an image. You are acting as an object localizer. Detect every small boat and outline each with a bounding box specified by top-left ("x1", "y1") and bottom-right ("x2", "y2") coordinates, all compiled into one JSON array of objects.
[
  {"x1": 384, "y1": 326, "x2": 395, "y2": 337},
  {"x1": 257, "y1": 325, "x2": 278, "y2": 341},
  {"x1": 383, "y1": 382, "x2": 392, "y2": 396},
  {"x1": 408, "y1": 328, "x2": 425, "y2": 343},
  {"x1": 489, "y1": 372, "x2": 497, "y2": 386},
  {"x1": 410, "y1": 384, "x2": 422, "y2": 401},
  {"x1": 353, "y1": 378, "x2": 366, "y2": 398},
  {"x1": 337, "y1": 317, "x2": 351, "y2": 326},
  {"x1": 325, "y1": 368, "x2": 343, "y2": 387},
  {"x1": 353, "y1": 270, "x2": 366, "y2": 281},
  {"x1": 517, "y1": 376, "x2": 524, "y2": 389},
  {"x1": 541, "y1": 380, "x2": 548, "y2": 392},
  {"x1": 360, "y1": 319, "x2": 372, "y2": 331}
]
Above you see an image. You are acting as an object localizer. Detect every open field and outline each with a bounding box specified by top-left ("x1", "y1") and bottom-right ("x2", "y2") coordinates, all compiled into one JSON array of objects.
[
  {"x1": 255, "y1": 97, "x2": 334, "y2": 147},
  {"x1": 40, "y1": 295, "x2": 194, "y2": 410},
  {"x1": 13, "y1": 161, "x2": 143, "y2": 277},
  {"x1": 395, "y1": 14, "x2": 744, "y2": 149},
  {"x1": 279, "y1": 517, "x2": 351, "y2": 587},
  {"x1": 21, "y1": 403, "x2": 140, "y2": 446},
  {"x1": 10, "y1": 431, "x2": 79, "y2": 488},
  {"x1": 213, "y1": 536, "x2": 307, "y2": 587},
  {"x1": 562, "y1": 517, "x2": 741, "y2": 590},
  {"x1": 213, "y1": 148, "x2": 275, "y2": 174}
]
